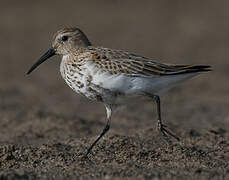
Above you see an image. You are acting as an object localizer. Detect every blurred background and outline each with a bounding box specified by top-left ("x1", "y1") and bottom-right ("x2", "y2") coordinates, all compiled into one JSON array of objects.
[
  {"x1": 0, "y1": 0, "x2": 228, "y2": 179},
  {"x1": 0, "y1": 0, "x2": 228, "y2": 142}
]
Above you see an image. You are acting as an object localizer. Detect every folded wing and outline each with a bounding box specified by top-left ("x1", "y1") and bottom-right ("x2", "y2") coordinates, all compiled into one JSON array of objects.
[{"x1": 89, "y1": 47, "x2": 212, "y2": 76}]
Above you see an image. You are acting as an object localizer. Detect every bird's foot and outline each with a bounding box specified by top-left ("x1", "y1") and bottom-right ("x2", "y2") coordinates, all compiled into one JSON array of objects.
[
  {"x1": 82, "y1": 147, "x2": 92, "y2": 159},
  {"x1": 157, "y1": 122, "x2": 180, "y2": 141}
]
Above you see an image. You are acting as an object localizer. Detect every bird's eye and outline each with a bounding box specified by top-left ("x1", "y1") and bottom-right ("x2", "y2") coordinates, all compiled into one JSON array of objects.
[{"x1": 61, "y1": 36, "x2": 68, "y2": 42}]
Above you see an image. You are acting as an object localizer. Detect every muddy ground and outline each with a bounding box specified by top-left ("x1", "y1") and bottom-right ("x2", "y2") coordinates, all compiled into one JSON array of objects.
[{"x1": 0, "y1": 1, "x2": 228, "y2": 179}]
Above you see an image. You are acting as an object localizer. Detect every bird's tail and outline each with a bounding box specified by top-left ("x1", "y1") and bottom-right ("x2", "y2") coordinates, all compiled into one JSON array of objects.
[
  {"x1": 160, "y1": 64, "x2": 212, "y2": 75},
  {"x1": 149, "y1": 64, "x2": 212, "y2": 95}
]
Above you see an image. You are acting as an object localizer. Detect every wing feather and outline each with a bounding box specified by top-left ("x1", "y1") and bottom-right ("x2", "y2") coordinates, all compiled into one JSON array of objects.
[{"x1": 87, "y1": 47, "x2": 211, "y2": 76}]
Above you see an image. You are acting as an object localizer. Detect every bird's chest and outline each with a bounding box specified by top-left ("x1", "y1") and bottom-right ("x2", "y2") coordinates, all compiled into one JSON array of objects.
[{"x1": 60, "y1": 62, "x2": 105, "y2": 101}]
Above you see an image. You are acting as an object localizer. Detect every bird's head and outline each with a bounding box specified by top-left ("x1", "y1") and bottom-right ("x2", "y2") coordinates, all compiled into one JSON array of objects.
[{"x1": 27, "y1": 27, "x2": 91, "y2": 74}]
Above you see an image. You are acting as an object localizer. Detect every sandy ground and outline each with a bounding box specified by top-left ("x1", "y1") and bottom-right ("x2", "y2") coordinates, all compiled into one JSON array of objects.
[{"x1": 0, "y1": 0, "x2": 228, "y2": 179}]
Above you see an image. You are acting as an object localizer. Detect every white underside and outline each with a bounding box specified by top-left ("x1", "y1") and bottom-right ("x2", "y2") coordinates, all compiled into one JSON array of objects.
[
  {"x1": 87, "y1": 62, "x2": 197, "y2": 103},
  {"x1": 60, "y1": 57, "x2": 200, "y2": 108},
  {"x1": 87, "y1": 61, "x2": 197, "y2": 94}
]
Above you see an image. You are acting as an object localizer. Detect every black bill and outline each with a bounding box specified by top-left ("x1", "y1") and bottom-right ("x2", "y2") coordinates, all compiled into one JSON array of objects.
[{"x1": 27, "y1": 48, "x2": 56, "y2": 74}]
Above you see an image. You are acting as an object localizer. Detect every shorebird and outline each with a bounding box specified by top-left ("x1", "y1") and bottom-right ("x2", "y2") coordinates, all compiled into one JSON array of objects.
[{"x1": 27, "y1": 27, "x2": 211, "y2": 156}]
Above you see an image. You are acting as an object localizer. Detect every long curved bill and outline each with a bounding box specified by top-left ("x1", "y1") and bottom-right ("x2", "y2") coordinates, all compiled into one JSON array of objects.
[{"x1": 27, "y1": 48, "x2": 56, "y2": 74}]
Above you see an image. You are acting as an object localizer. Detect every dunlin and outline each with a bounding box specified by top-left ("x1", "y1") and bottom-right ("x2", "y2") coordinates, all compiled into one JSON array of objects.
[{"x1": 27, "y1": 27, "x2": 211, "y2": 156}]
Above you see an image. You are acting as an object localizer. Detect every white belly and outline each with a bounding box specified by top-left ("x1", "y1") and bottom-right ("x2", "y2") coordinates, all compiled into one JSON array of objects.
[
  {"x1": 60, "y1": 59, "x2": 199, "y2": 106},
  {"x1": 88, "y1": 62, "x2": 196, "y2": 93}
]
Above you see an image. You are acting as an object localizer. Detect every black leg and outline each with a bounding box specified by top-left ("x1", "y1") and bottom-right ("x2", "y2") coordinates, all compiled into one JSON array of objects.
[
  {"x1": 153, "y1": 95, "x2": 180, "y2": 141},
  {"x1": 83, "y1": 105, "x2": 112, "y2": 157}
]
